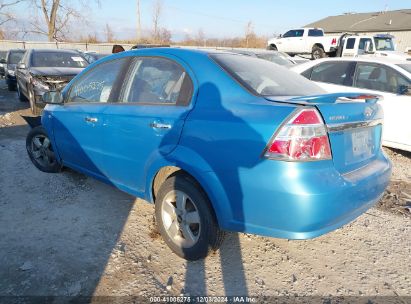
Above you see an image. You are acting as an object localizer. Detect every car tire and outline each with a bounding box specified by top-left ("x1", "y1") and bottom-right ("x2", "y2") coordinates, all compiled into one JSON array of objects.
[
  {"x1": 28, "y1": 87, "x2": 41, "y2": 116},
  {"x1": 312, "y1": 46, "x2": 326, "y2": 60},
  {"x1": 26, "y1": 126, "x2": 62, "y2": 173},
  {"x1": 155, "y1": 172, "x2": 225, "y2": 260},
  {"x1": 7, "y1": 83, "x2": 16, "y2": 91},
  {"x1": 17, "y1": 83, "x2": 28, "y2": 102},
  {"x1": 268, "y1": 44, "x2": 278, "y2": 51}
]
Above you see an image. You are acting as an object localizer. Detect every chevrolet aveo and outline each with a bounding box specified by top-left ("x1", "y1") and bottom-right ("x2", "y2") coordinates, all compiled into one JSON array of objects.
[{"x1": 26, "y1": 48, "x2": 391, "y2": 260}]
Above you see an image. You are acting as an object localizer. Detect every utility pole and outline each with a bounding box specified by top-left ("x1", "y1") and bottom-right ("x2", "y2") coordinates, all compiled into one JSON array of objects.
[{"x1": 137, "y1": 0, "x2": 141, "y2": 41}]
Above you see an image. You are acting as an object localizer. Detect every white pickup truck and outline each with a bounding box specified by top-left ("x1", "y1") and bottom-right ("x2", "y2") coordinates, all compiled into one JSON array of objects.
[
  {"x1": 267, "y1": 28, "x2": 340, "y2": 59},
  {"x1": 267, "y1": 28, "x2": 410, "y2": 61}
]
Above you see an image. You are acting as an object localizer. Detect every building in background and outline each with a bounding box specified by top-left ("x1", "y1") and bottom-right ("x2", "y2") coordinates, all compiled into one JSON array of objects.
[{"x1": 305, "y1": 9, "x2": 411, "y2": 52}]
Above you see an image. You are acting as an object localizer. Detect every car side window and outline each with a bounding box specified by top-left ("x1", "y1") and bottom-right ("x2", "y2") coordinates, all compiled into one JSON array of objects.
[
  {"x1": 282, "y1": 30, "x2": 294, "y2": 38},
  {"x1": 67, "y1": 58, "x2": 128, "y2": 103},
  {"x1": 359, "y1": 38, "x2": 373, "y2": 51},
  {"x1": 345, "y1": 38, "x2": 356, "y2": 50},
  {"x1": 123, "y1": 57, "x2": 193, "y2": 106},
  {"x1": 354, "y1": 63, "x2": 410, "y2": 94},
  {"x1": 310, "y1": 62, "x2": 354, "y2": 86}
]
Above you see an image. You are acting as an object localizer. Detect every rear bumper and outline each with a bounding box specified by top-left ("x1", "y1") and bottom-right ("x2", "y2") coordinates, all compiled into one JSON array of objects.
[{"x1": 216, "y1": 154, "x2": 391, "y2": 239}]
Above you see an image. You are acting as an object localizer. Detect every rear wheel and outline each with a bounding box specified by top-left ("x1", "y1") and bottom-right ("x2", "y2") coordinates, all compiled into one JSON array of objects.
[
  {"x1": 155, "y1": 173, "x2": 225, "y2": 260},
  {"x1": 312, "y1": 46, "x2": 326, "y2": 60},
  {"x1": 26, "y1": 126, "x2": 62, "y2": 173}
]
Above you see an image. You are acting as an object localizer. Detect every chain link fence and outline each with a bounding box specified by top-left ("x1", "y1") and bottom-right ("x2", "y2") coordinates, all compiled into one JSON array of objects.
[{"x1": 0, "y1": 40, "x2": 135, "y2": 53}]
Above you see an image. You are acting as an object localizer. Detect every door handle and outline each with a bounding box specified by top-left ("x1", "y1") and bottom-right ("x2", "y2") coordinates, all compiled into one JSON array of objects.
[
  {"x1": 150, "y1": 122, "x2": 172, "y2": 129},
  {"x1": 85, "y1": 117, "x2": 98, "y2": 123}
]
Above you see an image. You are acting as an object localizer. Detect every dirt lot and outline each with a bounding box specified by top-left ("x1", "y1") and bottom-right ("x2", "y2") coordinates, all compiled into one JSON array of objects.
[{"x1": 0, "y1": 79, "x2": 410, "y2": 301}]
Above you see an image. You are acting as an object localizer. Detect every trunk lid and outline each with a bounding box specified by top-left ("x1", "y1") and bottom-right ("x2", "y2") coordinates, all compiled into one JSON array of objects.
[{"x1": 265, "y1": 93, "x2": 384, "y2": 174}]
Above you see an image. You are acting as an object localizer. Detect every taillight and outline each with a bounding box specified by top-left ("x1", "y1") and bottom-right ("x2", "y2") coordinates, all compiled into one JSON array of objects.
[
  {"x1": 331, "y1": 38, "x2": 337, "y2": 45},
  {"x1": 264, "y1": 108, "x2": 332, "y2": 161}
]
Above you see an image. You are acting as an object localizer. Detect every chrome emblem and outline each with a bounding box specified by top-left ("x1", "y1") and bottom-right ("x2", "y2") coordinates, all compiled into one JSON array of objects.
[{"x1": 364, "y1": 107, "x2": 373, "y2": 118}]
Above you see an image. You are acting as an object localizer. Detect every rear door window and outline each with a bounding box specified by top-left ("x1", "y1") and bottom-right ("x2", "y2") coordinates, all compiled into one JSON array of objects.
[
  {"x1": 310, "y1": 61, "x2": 355, "y2": 86},
  {"x1": 123, "y1": 57, "x2": 193, "y2": 106},
  {"x1": 354, "y1": 63, "x2": 410, "y2": 93},
  {"x1": 308, "y1": 29, "x2": 323, "y2": 37}
]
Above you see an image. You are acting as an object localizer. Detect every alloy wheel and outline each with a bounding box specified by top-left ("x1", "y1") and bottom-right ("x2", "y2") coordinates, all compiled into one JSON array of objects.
[
  {"x1": 29, "y1": 134, "x2": 57, "y2": 168},
  {"x1": 161, "y1": 190, "x2": 201, "y2": 248}
]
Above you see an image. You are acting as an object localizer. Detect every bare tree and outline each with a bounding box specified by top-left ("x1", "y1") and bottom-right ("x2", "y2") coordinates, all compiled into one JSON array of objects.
[
  {"x1": 196, "y1": 28, "x2": 206, "y2": 46},
  {"x1": 244, "y1": 21, "x2": 254, "y2": 48},
  {"x1": 30, "y1": 0, "x2": 100, "y2": 41},
  {"x1": 0, "y1": 0, "x2": 24, "y2": 38},
  {"x1": 152, "y1": 0, "x2": 162, "y2": 43},
  {"x1": 105, "y1": 23, "x2": 114, "y2": 42},
  {"x1": 136, "y1": 0, "x2": 141, "y2": 41}
]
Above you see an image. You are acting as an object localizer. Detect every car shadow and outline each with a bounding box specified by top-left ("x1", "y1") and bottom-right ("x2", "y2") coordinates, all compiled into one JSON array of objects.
[
  {"x1": 160, "y1": 82, "x2": 265, "y2": 295},
  {"x1": 1, "y1": 81, "x2": 265, "y2": 298}
]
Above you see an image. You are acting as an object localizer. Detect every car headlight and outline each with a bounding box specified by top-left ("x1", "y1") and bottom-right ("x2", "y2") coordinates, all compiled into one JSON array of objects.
[
  {"x1": 31, "y1": 77, "x2": 50, "y2": 91},
  {"x1": 7, "y1": 69, "x2": 15, "y2": 76}
]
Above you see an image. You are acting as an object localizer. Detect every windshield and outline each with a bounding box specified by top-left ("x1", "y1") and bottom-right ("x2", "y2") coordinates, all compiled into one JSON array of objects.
[
  {"x1": 32, "y1": 52, "x2": 88, "y2": 68},
  {"x1": 397, "y1": 64, "x2": 411, "y2": 75},
  {"x1": 211, "y1": 54, "x2": 325, "y2": 96},
  {"x1": 374, "y1": 37, "x2": 395, "y2": 51},
  {"x1": 256, "y1": 53, "x2": 294, "y2": 66},
  {"x1": 8, "y1": 51, "x2": 25, "y2": 64}
]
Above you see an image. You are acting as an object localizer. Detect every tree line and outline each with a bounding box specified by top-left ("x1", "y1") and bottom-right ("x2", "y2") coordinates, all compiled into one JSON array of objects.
[{"x1": 0, "y1": 0, "x2": 268, "y2": 48}]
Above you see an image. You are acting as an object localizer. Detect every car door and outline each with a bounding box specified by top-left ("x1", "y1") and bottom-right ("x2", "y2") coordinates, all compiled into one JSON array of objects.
[
  {"x1": 353, "y1": 62, "x2": 411, "y2": 150},
  {"x1": 16, "y1": 51, "x2": 30, "y2": 98},
  {"x1": 98, "y1": 56, "x2": 195, "y2": 195},
  {"x1": 51, "y1": 57, "x2": 131, "y2": 179}
]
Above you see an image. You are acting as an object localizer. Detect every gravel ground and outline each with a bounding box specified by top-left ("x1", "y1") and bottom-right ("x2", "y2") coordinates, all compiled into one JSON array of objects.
[{"x1": 0, "y1": 80, "x2": 410, "y2": 301}]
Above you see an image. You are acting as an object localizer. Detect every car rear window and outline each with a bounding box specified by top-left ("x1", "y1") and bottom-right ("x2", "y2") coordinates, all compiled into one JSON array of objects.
[
  {"x1": 211, "y1": 53, "x2": 325, "y2": 96},
  {"x1": 397, "y1": 64, "x2": 411, "y2": 74},
  {"x1": 32, "y1": 52, "x2": 88, "y2": 68}
]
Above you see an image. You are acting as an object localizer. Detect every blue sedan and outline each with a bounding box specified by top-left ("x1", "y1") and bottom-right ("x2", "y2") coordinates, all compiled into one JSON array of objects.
[{"x1": 26, "y1": 48, "x2": 391, "y2": 260}]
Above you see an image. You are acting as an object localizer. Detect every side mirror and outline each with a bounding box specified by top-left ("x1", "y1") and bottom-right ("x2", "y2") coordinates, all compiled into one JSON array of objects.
[
  {"x1": 398, "y1": 84, "x2": 411, "y2": 96},
  {"x1": 42, "y1": 91, "x2": 64, "y2": 104},
  {"x1": 364, "y1": 41, "x2": 374, "y2": 54},
  {"x1": 17, "y1": 62, "x2": 26, "y2": 70},
  {"x1": 279, "y1": 34, "x2": 283, "y2": 38},
  {"x1": 0, "y1": 58, "x2": 6, "y2": 64}
]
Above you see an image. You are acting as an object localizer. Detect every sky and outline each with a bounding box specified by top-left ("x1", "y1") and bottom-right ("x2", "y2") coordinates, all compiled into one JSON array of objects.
[{"x1": 14, "y1": 0, "x2": 411, "y2": 41}]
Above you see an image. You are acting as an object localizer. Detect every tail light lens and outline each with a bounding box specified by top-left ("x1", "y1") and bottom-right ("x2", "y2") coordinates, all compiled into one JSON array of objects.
[
  {"x1": 264, "y1": 108, "x2": 332, "y2": 161},
  {"x1": 331, "y1": 38, "x2": 337, "y2": 45}
]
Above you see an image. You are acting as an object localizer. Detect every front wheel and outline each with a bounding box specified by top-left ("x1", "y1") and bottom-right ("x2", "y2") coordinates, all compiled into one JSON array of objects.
[
  {"x1": 26, "y1": 126, "x2": 62, "y2": 173},
  {"x1": 155, "y1": 173, "x2": 225, "y2": 260},
  {"x1": 267, "y1": 44, "x2": 278, "y2": 51}
]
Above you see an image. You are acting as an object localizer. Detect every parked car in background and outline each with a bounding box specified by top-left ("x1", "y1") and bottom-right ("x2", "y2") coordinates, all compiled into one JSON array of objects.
[
  {"x1": 0, "y1": 50, "x2": 8, "y2": 77},
  {"x1": 16, "y1": 49, "x2": 88, "y2": 115},
  {"x1": 79, "y1": 51, "x2": 110, "y2": 64},
  {"x1": 229, "y1": 49, "x2": 296, "y2": 67},
  {"x1": 292, "y1": 58, "x2": 411, "y2": 152},
  {"x1": 26, "y1": 48, "x2": 391, "y2": 260},
  {"x1": 4, "y1": 49, "x2": 25, "y2": 91},
  {"x1": 267, "y1": 28, "x2": 406, "y2": 61}
]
